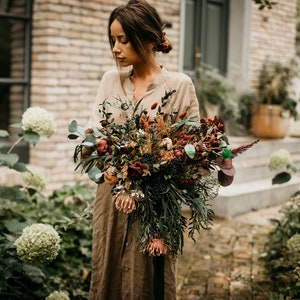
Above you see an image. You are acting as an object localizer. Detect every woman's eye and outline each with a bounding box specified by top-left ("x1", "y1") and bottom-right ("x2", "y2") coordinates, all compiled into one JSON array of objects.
[{"x1": 121, "y1": 39, "x2": 128, "y2": 44}]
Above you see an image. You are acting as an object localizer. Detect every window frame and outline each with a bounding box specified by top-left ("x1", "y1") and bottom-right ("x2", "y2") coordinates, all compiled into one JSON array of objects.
[{"x1": 0, "y1": 0, "x2": 33, "y2": 163}]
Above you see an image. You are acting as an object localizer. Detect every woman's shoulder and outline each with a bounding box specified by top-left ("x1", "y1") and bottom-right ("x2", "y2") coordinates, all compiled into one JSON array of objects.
[
  {"x1": 100, "y1": 69, "x2": 120, "y2": 81},
  {"x1": 161, "y1": 69, "x2": 193, "y2": 86}
]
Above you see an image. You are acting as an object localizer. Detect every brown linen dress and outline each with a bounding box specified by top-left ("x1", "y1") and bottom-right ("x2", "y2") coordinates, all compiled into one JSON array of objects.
[{"x1": 88, "y1": 67, "x2": 200, "y2": 300}]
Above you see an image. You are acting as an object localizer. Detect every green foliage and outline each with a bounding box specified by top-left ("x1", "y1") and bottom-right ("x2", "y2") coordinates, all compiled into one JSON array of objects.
[
  {"x1": 193, "y1": 63, "x2": 240, "y2": 122},
  {"x1": 0, "y1": 116, "x2": 94, "y2": 299},
  {"x1": 264, "y1": 193, "x2": 300, "y2": 298},
  {"x1": 257, "y1": 59, "x2": 299, "y2": 119},
  {"x1": 0, "y1": 182, "x2": 94, "y2": 300}
]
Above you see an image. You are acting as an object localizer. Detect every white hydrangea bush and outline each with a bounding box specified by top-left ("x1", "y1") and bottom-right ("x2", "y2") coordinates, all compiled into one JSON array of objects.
[
  {"x1": 21, "y1": 167, "x2": 47, "y2": 190},
  {"x1": 14, "y1": 223, "x2": 61, "y2": 264},
  {"x1": 45, "y1": 290, "x2": 70, "y2": 300},
  {"x1": 21, "y1": 106, "x2": 57, "y2": 138},
  {"x1": 268, "y1": 148, "x2": 292, "y2": 171}
]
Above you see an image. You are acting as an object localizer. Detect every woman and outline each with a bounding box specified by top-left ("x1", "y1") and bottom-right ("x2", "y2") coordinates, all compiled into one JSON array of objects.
[{"x1": 88, "y1": 1, "x2": 200, "y2": 299}]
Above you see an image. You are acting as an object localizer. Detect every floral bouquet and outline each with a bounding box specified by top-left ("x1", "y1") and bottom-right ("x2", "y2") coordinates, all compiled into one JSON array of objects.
[{"x1": 69, "y1": 91, "x2": 258, "y2": 256}]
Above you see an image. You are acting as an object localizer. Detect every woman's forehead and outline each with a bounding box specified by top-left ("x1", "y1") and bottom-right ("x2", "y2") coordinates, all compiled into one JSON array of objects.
[{"x1": 110, "y1": 19, "x2": 125, "y2": 36}]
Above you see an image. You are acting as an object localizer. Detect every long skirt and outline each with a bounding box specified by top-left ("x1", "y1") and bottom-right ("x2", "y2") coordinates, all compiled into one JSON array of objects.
[{"x1": 88, "y1": 183, "x2": 177, "y2": 300}]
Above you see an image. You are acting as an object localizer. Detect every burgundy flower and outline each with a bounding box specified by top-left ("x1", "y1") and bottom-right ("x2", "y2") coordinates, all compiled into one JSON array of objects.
[
  {"x1": 216, "y1": 156, "x2": 236, "y2": 176},
  {"x1": 128, "y1": 162, "x2": 148, "y2": 179}
]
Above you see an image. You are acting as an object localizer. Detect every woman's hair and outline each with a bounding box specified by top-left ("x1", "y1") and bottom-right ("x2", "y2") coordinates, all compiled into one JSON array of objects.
[{"x1": 108, "y1": 0, "x2": 172, "y2": 64}]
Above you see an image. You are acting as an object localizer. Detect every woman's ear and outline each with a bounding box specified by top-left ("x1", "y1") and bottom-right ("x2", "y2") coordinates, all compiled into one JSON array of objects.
[{"x1": 147, "y1": 42, "x2": 155, "y2": 51}]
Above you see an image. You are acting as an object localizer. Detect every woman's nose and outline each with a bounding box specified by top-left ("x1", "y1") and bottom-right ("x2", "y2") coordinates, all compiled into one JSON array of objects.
[{"x1": 112, "y1": 42, "x2": 121, "y2": 53}]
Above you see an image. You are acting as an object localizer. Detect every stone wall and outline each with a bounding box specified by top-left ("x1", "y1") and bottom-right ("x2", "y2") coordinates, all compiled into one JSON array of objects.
[
  {"x1": 249, "y1": 1, "x2": 297, "y2": 88},
  {"x1": 29, "y1": 0, "x2": 181, "y2": 191}
]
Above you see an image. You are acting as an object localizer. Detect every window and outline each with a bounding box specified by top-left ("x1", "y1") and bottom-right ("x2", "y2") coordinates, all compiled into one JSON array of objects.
[
  {"x1": 0, "y1": 0, "x2": 33, "y2": 162},
  {"x1": 183, "y1": 0, "x2": 229, "y2": 75}
]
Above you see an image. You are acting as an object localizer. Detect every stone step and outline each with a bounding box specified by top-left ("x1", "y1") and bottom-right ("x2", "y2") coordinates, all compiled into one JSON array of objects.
[
  {"x1": 228, "y1": 136, "x2": 300, "y2": 183},
  {"x1": 213, "y1": 175, "x2": 300, "y2": 217}
]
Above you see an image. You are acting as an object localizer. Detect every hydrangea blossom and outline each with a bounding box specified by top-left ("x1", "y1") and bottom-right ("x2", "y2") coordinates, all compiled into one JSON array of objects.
[
  {"x1": 45, "y1": 291, "x2": 70, "y2": 300},
  {"x1": 286, "y1": 234, "x2": 300, "y2": 252},
  {"x1": 21, "y1": 168, "x2": 46, "y2": 190},
  {"x1": 22, "y1": 106, "x2": 56, "y2": 138},
  {"x1": 268, "y1": 148, "x2": 292, "y2": 171},
  {"x1": 14, "y1": 223, "x2": 60, "y2": 264}
]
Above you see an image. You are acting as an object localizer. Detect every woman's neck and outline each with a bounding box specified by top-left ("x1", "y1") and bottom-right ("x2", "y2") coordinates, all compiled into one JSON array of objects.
[{"x1": 130, "y1": 63, "x2": 162, "y2": 101}]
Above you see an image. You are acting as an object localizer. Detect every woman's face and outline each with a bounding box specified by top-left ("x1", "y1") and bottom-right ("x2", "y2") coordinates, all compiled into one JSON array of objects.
[{"x1": 110, "y1": 19, "x2": 143, "y2": 67}]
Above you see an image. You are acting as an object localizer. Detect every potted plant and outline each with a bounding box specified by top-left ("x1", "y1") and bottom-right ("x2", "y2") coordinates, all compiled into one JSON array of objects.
[
  {"x1": 193, "y1": 63, "x2": 240, "y2": 127},
  {"x1": 251, "y1": 59, "x2": 299, "y2": 138}
]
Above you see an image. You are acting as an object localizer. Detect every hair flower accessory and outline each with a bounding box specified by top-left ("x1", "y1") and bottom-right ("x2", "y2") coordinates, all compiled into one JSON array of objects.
[{"x1": 69, "y1": 92, "x2": 258, "y2": 255}]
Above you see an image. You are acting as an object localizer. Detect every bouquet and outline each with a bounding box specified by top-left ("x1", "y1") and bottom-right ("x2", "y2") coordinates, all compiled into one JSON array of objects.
[{"x1": 69, "y1": 91, "x2": 258, "y2": 256}]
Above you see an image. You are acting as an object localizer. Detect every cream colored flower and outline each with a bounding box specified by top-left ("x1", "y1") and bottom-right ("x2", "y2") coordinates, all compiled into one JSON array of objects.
[
  {"x1": 268, "y1": 148, "x2": 292, "y2": 171},
  {"x1": 286, "y1": 234, "x2": 300, "y2": 253},
  {"x1": 14, "y1": 223, "x2": 60, "y2": 264},
  {"x1": 46, "y1": 291, "x2": 70, "y2": 300},
  {"x1": 21, "y1": 168, "x2": 46, "y2": 190},
  {"x1": 112, "y1": 190, "x2": 136, "y2": 214},
  {"x1": 22, "y1": 106, "x2": 56, "y2": 138},
  {"x1": 146, "y1": 238, "x2": 168, "y2": 256}
]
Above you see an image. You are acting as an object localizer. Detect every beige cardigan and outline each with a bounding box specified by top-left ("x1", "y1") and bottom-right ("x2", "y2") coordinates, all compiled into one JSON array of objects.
[{"x1": 88, "y1": 67, "x2": 200, "y2": 300}]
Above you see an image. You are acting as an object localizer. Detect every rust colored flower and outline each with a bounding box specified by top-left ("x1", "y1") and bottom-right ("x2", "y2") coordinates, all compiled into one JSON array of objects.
[
  {"x1": 113, "y1": 190, "x2": 136, "y2": 214},
  {"x1": 146, "y1": 238, "x2": 168, "y2": 256},
  {"x1": 161, "y1": 151, "x2": 175, "y2": 162},
  {"x1": 104, "y1": 166, "x2": 119, "y2": 185}
]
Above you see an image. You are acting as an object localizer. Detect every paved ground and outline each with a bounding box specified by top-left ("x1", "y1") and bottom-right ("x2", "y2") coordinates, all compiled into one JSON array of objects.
[{"x1": 176, "y1": 204, "x2": 285, "y2": 300}]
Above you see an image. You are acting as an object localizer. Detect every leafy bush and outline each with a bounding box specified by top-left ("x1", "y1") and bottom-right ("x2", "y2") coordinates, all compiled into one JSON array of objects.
[
  {"x1": 0, "y1": 182, "x2": 94, "y2": 299},
  {"x1": 265, "y1": 149, "x2": 300, "y2": 298},
  {"x1": 0, "y1": 107, "x2": 94, "y2": 299},
  {"x1": 264, "y1": 193, "x2": 300, "y2": 299}
]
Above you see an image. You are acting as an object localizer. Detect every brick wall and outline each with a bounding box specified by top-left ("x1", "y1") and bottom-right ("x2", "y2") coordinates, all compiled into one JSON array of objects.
[
  {"x1": 249, "y1": 1, "x2": 297, "y2": 88},
  {"x1": 29, "y1": 0, "x2": 180, "y2": 191}
]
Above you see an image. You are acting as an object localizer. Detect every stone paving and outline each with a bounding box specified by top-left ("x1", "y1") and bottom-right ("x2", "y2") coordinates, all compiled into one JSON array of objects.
[{"x1": 176, "y1": 205, "x2": 285, "y2": 300}]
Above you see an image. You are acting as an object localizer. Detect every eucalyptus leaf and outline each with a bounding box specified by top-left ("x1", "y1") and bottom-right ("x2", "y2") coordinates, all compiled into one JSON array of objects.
[
  {"x1": 185, "y1": 144, "x2": 196, "y2": 159},
  {"x1": 85, "y1": 134, "x2": 97, "y2": 144},
  {"x1": 68, "y1": 120, "x2": 78, "y2": 132},
  {"x1": 68, "y1": 133, "x2": 81, "y2": 140},
  {"x1": 82, "y1": 141, "x2": 95, "y2": 148},
  {"x1": 88, "y1": 166, "x2": 104, "y2": 184}
]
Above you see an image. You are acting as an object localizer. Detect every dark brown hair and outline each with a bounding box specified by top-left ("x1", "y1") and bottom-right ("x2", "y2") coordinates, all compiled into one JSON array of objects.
[{"x1": 108, "y1": 0, "x2": 172, "y2": 64}]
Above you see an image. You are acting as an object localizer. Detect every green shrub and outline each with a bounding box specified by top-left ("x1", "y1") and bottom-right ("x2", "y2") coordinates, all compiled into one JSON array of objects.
[
  {"x1": 264, "y1": 192, "x2": 300, "y2": 299},
  {"x1": 0, "y1": 182, "x2": 94, "y2": 299},
  {"x1": 0, "y1": 107, "x2": 94, "y2": 299}
]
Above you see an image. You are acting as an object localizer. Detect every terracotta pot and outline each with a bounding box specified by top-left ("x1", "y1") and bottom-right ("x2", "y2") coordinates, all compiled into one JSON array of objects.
[{"x1": 251, "y1": 104, "x2": 290, "y2": 138}]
